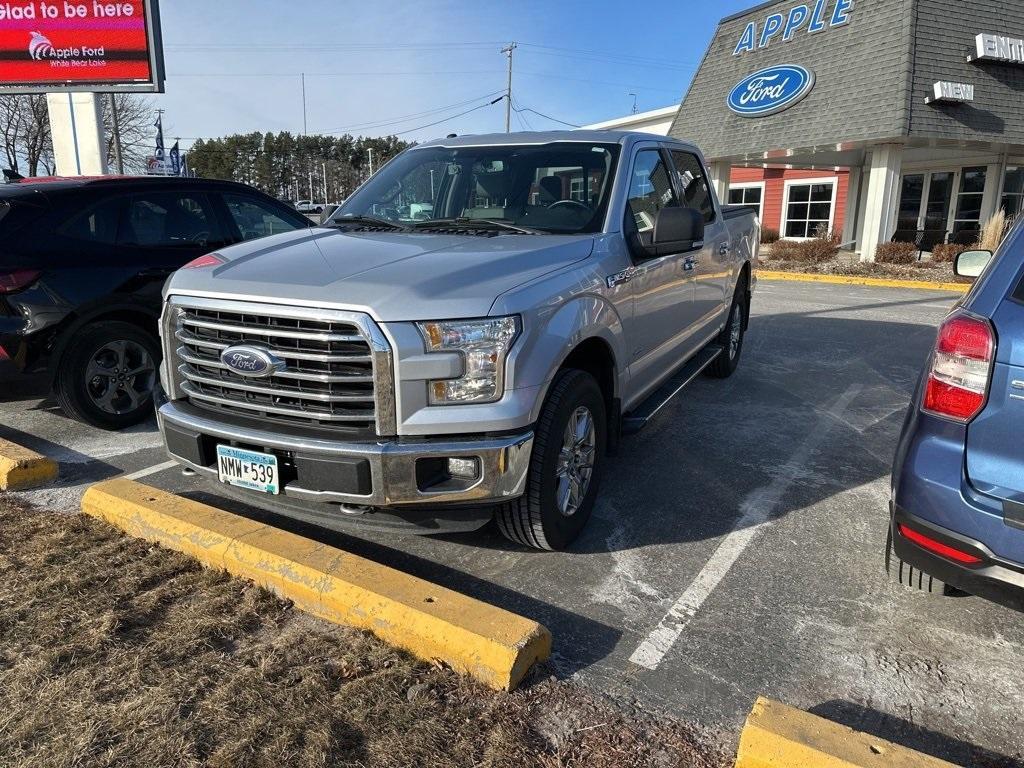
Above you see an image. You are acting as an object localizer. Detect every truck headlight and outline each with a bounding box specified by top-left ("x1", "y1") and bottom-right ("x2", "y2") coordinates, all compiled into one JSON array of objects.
[{"x1": 417, "y1": 316, "x2": 520, "y2": 405}]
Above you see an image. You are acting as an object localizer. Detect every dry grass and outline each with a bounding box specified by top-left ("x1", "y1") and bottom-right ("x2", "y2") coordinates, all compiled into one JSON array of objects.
[
  {"x1": 0, "y1": 496, "x2": 724, "y2": 768},
  {"x1": 978, "y1": 210, "x2": 1007, "y2": 253}
]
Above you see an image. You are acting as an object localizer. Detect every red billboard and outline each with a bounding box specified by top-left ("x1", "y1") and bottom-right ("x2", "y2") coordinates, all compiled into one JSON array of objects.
[{"x1": 0, "y1": 0, "x2": 164, "y2": 92}]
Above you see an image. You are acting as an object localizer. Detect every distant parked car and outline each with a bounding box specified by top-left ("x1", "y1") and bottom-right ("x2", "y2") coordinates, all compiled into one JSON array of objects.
[
  {"x1": 888, "y1": 218, "x2": 1024, "y2": 611},
  {"x1": 295, "y1": 200, "x2": 324, "y2": 214},
  {"x1": 0, "y1": 176, "x2": 312, "y2": 429}
]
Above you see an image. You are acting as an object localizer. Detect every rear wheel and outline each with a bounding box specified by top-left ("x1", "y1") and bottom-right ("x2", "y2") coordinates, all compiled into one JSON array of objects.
[
  {"x1": 707, "y1": 277, "x2": 747, "y2": 379},
  {"x1": 55, "y1": 321, "x2": 160, "y2": 430},
  {"x1": 496, "y1": 369, "x2": 606, "y2": 551}
]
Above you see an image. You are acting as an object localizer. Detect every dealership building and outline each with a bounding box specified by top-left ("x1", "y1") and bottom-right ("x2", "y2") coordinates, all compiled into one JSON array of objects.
[{"x1": 668, "y1": 0, "x2": 1024, "y2": 259}]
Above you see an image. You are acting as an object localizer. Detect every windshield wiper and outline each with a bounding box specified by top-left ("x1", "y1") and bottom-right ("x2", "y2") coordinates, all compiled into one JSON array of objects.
[
  {"x1": 411, "y1": 217, "x2": 544, "y2": 235},
  {"x1": 328, "y1": 215, "x2": 409, "y2": 231}
]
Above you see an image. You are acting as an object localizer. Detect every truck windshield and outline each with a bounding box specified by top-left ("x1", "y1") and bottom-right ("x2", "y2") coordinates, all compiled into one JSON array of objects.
[{"x1": 330, "y1": 142, "x2": 620, "y2": 234}]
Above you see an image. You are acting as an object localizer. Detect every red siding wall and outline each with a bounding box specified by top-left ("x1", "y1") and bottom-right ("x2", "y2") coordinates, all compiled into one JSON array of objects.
[{"x1": 730, "y1": 167, "x2": 851, "y2": 238}]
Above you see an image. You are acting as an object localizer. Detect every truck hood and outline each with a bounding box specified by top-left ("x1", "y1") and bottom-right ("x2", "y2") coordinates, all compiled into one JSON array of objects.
[{"x1": 165, "y1": 227, "x2": 595, "y2": 321}]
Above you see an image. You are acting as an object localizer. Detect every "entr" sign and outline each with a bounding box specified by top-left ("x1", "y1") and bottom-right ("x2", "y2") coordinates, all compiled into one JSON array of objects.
[{"x1": 970, "y1": 33, "x2": 1024, "y2": 65}]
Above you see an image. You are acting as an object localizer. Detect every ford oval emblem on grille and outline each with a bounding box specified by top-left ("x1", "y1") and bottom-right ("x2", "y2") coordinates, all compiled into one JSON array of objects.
[{"x1": 219, "y1": 345, "x2": 284, "y2": 378}]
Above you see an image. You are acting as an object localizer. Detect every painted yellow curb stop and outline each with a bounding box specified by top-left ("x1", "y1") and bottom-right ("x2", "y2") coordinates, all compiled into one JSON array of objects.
[
  {"x1": 82, "y1": 478, "x2": 551, "y2": 690},
  {"x1": 758, "y1": 269, "x2": 969, "y2": 293},
  {"x1": 736, "y1": 697, "x2": 960, "y2": 768},
  {"x1": 0, "y1": 437, "x2": 58, "y2": 491}
]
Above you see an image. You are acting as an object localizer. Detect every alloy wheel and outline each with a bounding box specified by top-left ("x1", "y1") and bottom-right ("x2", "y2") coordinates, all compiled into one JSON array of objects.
[
  {"x1": 85, "y1": 339, "x2": 157, "y2": 415},
  {"x1": 555, "y1": 405, "x2": 597, "y2": 517}
]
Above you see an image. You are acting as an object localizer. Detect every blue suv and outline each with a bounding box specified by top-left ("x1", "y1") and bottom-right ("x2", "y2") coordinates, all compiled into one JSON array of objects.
[{"x1": 888, "y1": 217, "x2": 1024, "y2": 611}]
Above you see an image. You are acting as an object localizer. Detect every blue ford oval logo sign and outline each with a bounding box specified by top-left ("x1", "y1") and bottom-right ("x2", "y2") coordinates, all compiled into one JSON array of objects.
[
  {"x1": 727, "y1": 65, "x2": 815, "y2": 118},
  {"x1": 220, "y1": 345, "x2": 284, "y2": 378}
]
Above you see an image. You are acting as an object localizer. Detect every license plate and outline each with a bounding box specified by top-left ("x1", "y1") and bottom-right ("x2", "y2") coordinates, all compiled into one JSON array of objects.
[{"x1": 216, "y1": 445, "x2": 279, "y2": 495}]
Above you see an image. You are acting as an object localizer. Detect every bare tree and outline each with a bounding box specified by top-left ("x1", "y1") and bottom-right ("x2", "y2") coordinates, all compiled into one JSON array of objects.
[
  {"x1": 102, "y1": 94, "x2": 154, "y2": 173},
  {"x1": 0, "y1": 96, "x2": 27, "y2": 173},
  {"x1": 22, "y1": 95, "x2": 51, "y2": 176}
]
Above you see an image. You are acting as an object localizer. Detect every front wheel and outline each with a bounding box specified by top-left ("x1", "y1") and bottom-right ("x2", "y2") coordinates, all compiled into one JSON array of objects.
[
  {"x1": 496, "y1": 369, "x2": 606, "y2": 551},
  {"x1": 55, "y1": 321, "x2": 160, "y2": 430}
]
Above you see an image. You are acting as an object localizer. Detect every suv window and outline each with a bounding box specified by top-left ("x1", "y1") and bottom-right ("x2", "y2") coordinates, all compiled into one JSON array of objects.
[
  {"x1": 56, "y1": 196, "x2": 123, "y2": 245},
  {"x1": 223, "y1": 193, "x2": 304, "y2": 241},
  {"x1": 625, "y1": 150, "x2": 679, "y2": 239},
  {"x1": 121, "y1": 192, "x2": 220, "y2": 248},
  {"x1": 670, "y1": 150, "x2": 716, "y2": 223}
]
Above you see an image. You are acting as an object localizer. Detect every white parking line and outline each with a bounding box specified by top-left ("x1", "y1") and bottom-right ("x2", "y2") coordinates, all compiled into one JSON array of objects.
[
  {"x1": 628, "y1": 384, "x2": 863, "y2": 671},
  {"x1": 124, "y1": 460, "x2": 178, "y2": 481}
]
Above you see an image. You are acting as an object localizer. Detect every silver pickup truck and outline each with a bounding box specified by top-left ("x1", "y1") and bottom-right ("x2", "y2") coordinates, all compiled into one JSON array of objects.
[{"x1": 157, "y1": 131, "x2": 758, "y2": 550}]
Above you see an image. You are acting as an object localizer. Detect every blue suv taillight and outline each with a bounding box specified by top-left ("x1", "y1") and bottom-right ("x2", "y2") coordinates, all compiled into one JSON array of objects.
[{"x1": 922, "y1": 311, "x2": 995, "y2": 423}]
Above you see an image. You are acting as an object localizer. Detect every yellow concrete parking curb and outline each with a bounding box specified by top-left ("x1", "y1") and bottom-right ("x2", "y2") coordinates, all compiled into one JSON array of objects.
[
  {"x1": 81, "y1": 478, "x2": 551, "y2": 691},
  {"x1": 735, "y1": 697, "x2": 960, "y2": 767},
  {"x1": 758, "y1": 269, "x2": 969, "y2": 293},
  {"x1": 0, "y1": 437, "x2": 58, "y2": 491}
]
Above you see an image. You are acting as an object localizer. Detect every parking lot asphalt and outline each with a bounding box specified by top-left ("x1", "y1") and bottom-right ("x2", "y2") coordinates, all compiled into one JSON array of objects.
[{"x1": 3, "y1": 279, "x2": 1023, "y2": 766}]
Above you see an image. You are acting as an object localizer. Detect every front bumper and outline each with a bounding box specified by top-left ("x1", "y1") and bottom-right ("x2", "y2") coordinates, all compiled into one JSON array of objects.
[
  {"x1": 891, "y1": 505, "x2": 1024, "y2": 612},
  {"x1": 157, "y1": 399, "x2": 533, "y2": 531}
]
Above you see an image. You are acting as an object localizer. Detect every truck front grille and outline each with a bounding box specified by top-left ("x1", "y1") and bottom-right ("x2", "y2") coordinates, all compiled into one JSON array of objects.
[{"x1": 170, "y1": 299, "x2": 393, "y2": 434}]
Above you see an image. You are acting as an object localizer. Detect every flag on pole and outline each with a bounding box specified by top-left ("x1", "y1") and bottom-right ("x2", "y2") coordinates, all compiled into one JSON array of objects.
[
  {"x1": 169, "y1": 141, "x2": 181, "y2": 176},
  {"x1": 180, "y1": 153, "x2": 190, "y2": 178},
  {"x1": 154, "y1": 116, "x2": 165, "y2": 160}
]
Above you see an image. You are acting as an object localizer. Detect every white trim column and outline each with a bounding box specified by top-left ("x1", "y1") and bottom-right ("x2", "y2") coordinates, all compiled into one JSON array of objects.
[
  {"x1": 841, "y1": 166, "x2": 863, "y2": 250},
  {"x1": 858, "y1": 145, "x2": 903, "y2": 262},
  {"x1": 708, "y1": 161, "x2": 731, "y2": 207},
  {"x1": 46, "y1": 92, "x2": 108, "y2": 177},
  {"x1": 980, "y1": 159, "x2": 1005, "y2": 224}
]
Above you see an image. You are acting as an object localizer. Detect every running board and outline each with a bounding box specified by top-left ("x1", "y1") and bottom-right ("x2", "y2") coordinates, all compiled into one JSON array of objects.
[{"x1": 621, "y1": 345, "x2": 723, "y2": 434}]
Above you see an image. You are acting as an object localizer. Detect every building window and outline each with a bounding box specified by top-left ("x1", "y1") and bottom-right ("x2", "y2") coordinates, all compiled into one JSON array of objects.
[
  {"x1": 727, "y1": 183, "x2": 764, "y2": 220},
  {"x1": 782, "y1": 180, "x2": 836, "y2": 239},
  {"x1": 1001, "y1": 166, "x2": 1024, "y2": 221},
  {"x1": 952, "y1": 166, "x2": 987, "y2": 243}
]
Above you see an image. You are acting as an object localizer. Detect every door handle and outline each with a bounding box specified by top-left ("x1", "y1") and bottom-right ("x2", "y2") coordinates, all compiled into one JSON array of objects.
[{"x1": 719, "y1": 243, "x2": 731, "y2": 256}]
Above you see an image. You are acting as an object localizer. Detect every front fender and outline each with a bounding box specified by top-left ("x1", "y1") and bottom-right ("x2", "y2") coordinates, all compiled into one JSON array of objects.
[{"x1": 510, "y1": 293, "x2": 626, "y2": 423}]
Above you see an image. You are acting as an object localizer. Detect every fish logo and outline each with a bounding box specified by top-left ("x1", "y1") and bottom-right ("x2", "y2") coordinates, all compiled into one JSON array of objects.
[{"x1": 29, "y1": 32, "x2": 54, "y2": 61}]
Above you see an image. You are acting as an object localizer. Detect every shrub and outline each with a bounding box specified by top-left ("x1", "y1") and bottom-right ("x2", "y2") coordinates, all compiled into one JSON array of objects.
[
  {"x1": 874, "y1": 241, "x2": 919, "y2": 265},
  {"x1": 770, "y1": 230, "x2": 839, "y2": 263},
  {"x1": 979, "y1": 210, "x2": 1008, "y2": 252},
  {"x1": 931, "y1": 242, "x2": 968, "y2": 264},
  {"x1": 761, "y1": 228, "x2": 780, "y2": 245}
]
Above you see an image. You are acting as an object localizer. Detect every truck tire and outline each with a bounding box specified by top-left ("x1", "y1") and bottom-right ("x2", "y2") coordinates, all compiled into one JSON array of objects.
[
  {"x1": 55, "y1": 321, "x2": 161, "y2": 430},
  {"x1": 706, "y1": 277, "x2": 747, "y2": 379},
  {"x1": 885, "y1": 529, "x2": 952, "y2": 595},
  {"x1": 496, "y1": 369, "x2": 606, "y2": 551}
]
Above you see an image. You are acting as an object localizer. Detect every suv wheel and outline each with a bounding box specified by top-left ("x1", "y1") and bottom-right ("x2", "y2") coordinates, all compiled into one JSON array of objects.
[
  {"x1": 55, "y1": 321, "x2": 160, "y2": 430},
  {"x1": 496, "y1": 369, "x2": 606, "y2": 551},
  {"x1": 706, "y1": 277, "x2": 748, "y2": 379}
]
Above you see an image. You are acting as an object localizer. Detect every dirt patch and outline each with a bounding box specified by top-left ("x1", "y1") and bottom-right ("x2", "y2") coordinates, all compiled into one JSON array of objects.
[
  {"x1": 760, "y1": 257, "x2": 972, "y2": 285},
  {"x1": 0, "y1": 495, "x2": 725, "y2": 768}
]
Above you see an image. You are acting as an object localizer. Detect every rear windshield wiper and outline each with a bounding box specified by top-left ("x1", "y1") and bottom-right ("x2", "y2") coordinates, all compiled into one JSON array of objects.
[
  {"x1": 328, "y1": 215, "x2": 410, "y2": 231},
  {"x1": 412, "y1": 217, "x2": 544, "y2": 235}
]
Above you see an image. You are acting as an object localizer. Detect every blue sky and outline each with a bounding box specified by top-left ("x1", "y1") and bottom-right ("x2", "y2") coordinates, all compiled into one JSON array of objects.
[{"x1": 156, "y1": 0, "x2": 755, "y2": 151}]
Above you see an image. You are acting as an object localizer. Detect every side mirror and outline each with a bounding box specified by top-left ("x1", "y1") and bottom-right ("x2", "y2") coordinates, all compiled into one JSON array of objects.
[
  {"x1": 637, "y1": 207, "x2": 704, "y2": 258},
  {"x1": 955, "y1": 249, "x2": 992, "y2": 279},
  {"x1": 655, "y1": 206, "x2": 704, "y2": 246}
]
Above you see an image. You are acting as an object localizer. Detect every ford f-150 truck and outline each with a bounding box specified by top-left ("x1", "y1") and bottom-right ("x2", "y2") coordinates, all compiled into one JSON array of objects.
[{"x1": 156, "y1": 131, "x2": 758, "y2": 550}]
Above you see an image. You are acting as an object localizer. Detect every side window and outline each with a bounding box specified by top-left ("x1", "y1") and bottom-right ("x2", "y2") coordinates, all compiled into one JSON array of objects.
[
  {"x1": 223, "y1": 194, "x2": 304, "y2": 241},
  {"x1": 56, "y1": 196, "x2": 123, "y2": 246},
  {"x1": 625, "y1": 150, "x2": 679, "y2": 238},
  {"x1": 670, "y1": 151, "x2": 716, "y2": 224},
  {"x1": 120, "y1": 192, "x2": 220, "y2": 248}
]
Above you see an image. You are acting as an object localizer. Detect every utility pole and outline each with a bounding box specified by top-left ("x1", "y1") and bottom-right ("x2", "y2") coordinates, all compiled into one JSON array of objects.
[
  {"x1": 108, "y1": 93, "x2": 124, "y2": 174},
  {"x1": 629, "y1": 92, "x2": 639, "y2": 115},
  {"x1": 301, "y1": 73, "x2": 308, "y2": 135},
  {"x1": 501, "y1": 42, "x2": 517, "y2": 133},
  {"x1": 322, "y1": 161, "x2": 328, "y2": 203}
]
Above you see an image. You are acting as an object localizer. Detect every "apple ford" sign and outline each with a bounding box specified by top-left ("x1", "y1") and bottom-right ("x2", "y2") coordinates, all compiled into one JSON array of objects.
[{"x1": 727, "y1": 65, "x2": 815, "y2": 118}]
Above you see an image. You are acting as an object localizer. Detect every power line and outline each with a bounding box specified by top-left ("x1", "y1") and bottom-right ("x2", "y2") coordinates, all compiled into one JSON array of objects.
[
  {"x1": 511, "y1": 104, "x2": 580, "y2": 128},
  {"x1": 388, "y1": 96, "x2": 505, "y2": 137},
  {"x1": 313, "y1": 90, "x2": 505, "y2": 134}
]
